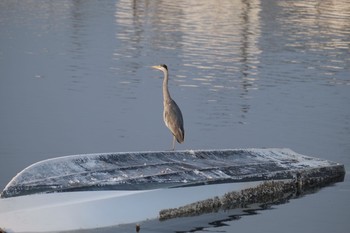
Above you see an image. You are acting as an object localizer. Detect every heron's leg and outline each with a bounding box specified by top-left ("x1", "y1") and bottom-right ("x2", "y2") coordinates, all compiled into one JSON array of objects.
[{"x1": 172, "y1": 136, "x2": 176, "y2": 151}]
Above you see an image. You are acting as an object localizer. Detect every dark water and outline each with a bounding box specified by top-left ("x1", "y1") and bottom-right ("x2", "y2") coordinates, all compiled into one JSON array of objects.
[{"x1": 0, "y1": 0, "x2": 349, "y2": 232}]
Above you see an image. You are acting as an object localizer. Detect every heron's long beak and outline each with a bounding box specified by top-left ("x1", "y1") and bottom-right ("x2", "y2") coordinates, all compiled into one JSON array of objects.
[{"x1": 151, "y1": 65, "x2": 161, "y2": 70}]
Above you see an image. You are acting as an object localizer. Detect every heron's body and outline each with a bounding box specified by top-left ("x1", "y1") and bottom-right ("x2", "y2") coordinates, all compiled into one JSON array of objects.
[{"x1": 152, "y1": 64, "x2": 184, "y2": 150}]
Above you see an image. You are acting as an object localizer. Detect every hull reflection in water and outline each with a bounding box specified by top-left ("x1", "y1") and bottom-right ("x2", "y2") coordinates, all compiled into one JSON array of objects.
[
  {"x1": 75, "y1": 179, "x2": 343, "y2": 233},
  {"x1": 0, "y1": 179, "x2": 343, "y2": 233}
]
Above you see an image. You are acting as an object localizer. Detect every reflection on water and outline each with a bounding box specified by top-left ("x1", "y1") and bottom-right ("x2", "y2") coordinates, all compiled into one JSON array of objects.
[
  {"x1": 112, "y1": 0, "x2": 350, "y2": 127},
  {"x1": 266, "y1": 1, "x2": 349, "y2": 84},
  {"x1": 114, "y1": 0, "x2": 262, "y2": 123},
  {"x1": 276, "y1": 0, "x2": 350, "y2": 85},
  {"x1": 72, "y1": 203, "x2": 281, "y2": 233}
]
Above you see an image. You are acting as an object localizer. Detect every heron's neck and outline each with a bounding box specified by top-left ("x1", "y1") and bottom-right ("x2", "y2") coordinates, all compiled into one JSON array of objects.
[{"x1": 163, "y1": 70, "x2": 171, "y2": 102}]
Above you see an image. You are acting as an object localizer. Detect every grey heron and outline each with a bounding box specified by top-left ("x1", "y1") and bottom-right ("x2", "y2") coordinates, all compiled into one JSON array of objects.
[{"x1": 151, "y1": 64, "x2": 184, "y2": 150}]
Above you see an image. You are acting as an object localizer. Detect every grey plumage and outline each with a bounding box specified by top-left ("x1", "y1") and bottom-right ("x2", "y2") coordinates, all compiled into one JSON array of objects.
[{"x1": 152, "y1": 64, "x2": 184, "y2": 150}]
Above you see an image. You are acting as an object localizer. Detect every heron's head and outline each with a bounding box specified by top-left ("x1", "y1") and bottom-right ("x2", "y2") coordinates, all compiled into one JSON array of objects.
[{"x1": 152, "y1": 64, "x2": 168, "y2": 73}]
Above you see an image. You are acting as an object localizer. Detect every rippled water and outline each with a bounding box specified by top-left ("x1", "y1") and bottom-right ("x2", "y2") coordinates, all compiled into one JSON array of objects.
[{"x1": 0, "y1": 0, "x2": 350, "y2": 232}]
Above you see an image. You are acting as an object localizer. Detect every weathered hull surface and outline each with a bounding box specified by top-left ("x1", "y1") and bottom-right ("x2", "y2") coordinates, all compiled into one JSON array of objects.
[{"x1": 1, "y1": 148, "x2": 345, "y2": 198}]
